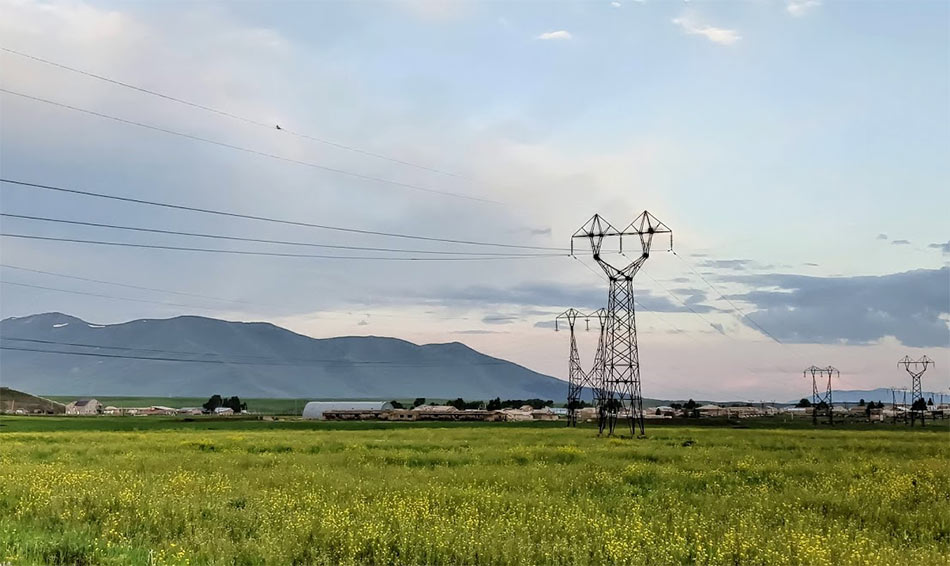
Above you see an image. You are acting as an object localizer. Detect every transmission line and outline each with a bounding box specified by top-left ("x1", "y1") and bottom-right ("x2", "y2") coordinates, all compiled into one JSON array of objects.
[
  {"x1": 0, "y1": 88, "x2": 495, "y2": 204},
  {"x1": 0, "y1": 233, "x2": 566, "y2": 261},
  {"x1": 640, "y1": 270, "x2": 738, "y2": 340},
  {"x1": 671, "y1": 250, "x2": 784, "y2": 344},
  {"x1": 1, "y1": 281, "x2": 226, "y2": 311},
  {"x1": 0, "y1": 337, "x2": 508, "y2": 367},
  {"x1": 1, "y1": 264, "x2": 276, "y2": 309},
  {"x1": 0, "y1": 344, "x2": 509, "y2": 367},
  {"x1": 0, "y1": 179, "x2": 566, "y2": 251},
  {"x1": 0, "y1": 212, "x2": 557, "y2": 256},
  {"x1": 1, "y1": 46, "x2": 464, "y2": 179}
]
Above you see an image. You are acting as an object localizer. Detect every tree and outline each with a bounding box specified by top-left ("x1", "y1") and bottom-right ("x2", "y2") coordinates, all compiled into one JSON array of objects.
[
  {"x1": 912, "y1": 398, "x2": 928, "y2": 411},
  {"x1": 224, "y1": 396, "x2": 244, "y2": 413},
  {"x1": 858, "y1": 399, "x2": 866, "y2": 407},
  {"x1": 389, "y1": 400, "x2": 405, "y2": 409},
  {"x1": 685, "y1": 399, "x2": 697, "y2": 411},
  {"x1": 928, "y1": 397, "x2": 934, "y2": 406},
  {"x1": 202, "y1": 394, "x2": 223, "y2": 412},
  {"x1": 412, "y1": 398, "x2": 426, "y2": 408},
  {"x1": 796, "y1": 398, "x2": 812, "y2": 408},
  {"x1": 449, "y1": 398, "x2": 467, "y2": 411},
  {"x1": 670, "y1": 402, "x2": 683, "y2": 411}
]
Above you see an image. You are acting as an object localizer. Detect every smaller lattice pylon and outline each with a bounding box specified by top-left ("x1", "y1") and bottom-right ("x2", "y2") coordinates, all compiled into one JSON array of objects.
[
  {"x1": 898, "y1": 355, "x2": 935, "y2": 427},
  {"x1": 803, "y1": 365, "x2": 838, "y2": 425}
]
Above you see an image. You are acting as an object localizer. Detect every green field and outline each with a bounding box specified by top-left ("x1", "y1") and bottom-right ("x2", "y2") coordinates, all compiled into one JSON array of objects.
[{"x1": 1, "y1": 418, "x2": 948, "y2": 565}]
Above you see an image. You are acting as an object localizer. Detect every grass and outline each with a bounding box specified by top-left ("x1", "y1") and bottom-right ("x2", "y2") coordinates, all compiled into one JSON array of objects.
[{"x1": 0, "y1": 417, "x2": 948, "y2": 565}]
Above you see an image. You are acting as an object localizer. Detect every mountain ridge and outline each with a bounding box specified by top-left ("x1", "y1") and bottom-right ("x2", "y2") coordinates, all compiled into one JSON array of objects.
[{"x1": 0, "y1": 312, "x2": 567, "y2": 399}]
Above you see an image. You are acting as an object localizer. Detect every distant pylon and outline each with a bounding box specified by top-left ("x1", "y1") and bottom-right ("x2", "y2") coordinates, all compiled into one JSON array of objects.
[
  {"x1": 803, "y1": 365, "x2": 839, "y2": 425},
  {"x1": 556, "y1": 308, "x2": 587, "y2": 427},
  {"x1": 572, "y1": 211, "x2": 672, "y2": 436},
  {"x1": 898, "y1": 355, "x2": 934, "y2": 427},
  {"x1": 555, "y1": 308, "x2": 608, "y2": 427}
]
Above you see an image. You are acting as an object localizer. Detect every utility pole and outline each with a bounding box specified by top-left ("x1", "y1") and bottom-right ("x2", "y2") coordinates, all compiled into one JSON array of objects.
[
  {"x1": 803, "y1": 365, "x2": 839, "y2": 425},
  {"x1": 898, "y1": 355, "x2": 934, "y2": 427},
  {"x1": 556, "y1": 308, "x2": 587, "y2": 427},
  {"x1": 572, "y1": 211, "x2": 672, "y2": 436}
]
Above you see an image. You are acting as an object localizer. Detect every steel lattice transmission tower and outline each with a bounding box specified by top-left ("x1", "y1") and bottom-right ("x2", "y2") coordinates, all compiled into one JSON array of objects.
[
  {"x1": 803, "y1": 365, "x2": 839, "y2": 425},
  {"x1": 555, "y1": 308, "x2": 588, "y2": 427},
  {"x1": 898, "y1": 355, "x2": 934, "y2": 426},
  {"x1": 555, "y1": 309, "x2": 607, "y2": 427},
  {"x1": 572, "y1": 211, "x2": 672, "y2": 436}
]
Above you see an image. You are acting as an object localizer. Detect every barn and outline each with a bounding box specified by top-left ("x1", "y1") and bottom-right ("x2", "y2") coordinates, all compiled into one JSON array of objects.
[{"x1": 302, "y1": 401, "x2": 393, "y2": 420}]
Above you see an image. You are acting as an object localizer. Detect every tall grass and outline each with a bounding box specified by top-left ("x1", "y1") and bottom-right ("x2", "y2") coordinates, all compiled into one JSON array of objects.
[{"x1": 0, "y1": 419, "x2": 947, "y2": 565}]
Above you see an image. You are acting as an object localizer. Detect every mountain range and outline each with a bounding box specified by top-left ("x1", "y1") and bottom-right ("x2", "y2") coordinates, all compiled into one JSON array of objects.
[{"x1": 0, "y1": 312, "x2": 568, "y2": 400}]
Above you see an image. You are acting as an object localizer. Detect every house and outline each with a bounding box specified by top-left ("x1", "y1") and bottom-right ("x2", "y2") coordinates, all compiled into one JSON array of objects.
[
  {"x1": 499, "y1": 408, "x2": 534, "y2": 422},
  {"x1": 65, "y1": 399, "x2": 102, "y2": 415},
  {"x1": 697, "y1": 404, "x2": 725, "y2": 417},
  {"x1": 213, "y1": 407, "x2": 234, "y2": 416},
  {"x1": 653, "y1": 406, "x2": 677, "y2": 417},
  {"x1": 302, "y1": 401, "x2": 393, "y2": 420},
  {"x1": 576, "y1": 407, "x2": 599, "y2": 422},
  {"x1": 531, "y1": 409, "x2": 558, "y2": 421}
]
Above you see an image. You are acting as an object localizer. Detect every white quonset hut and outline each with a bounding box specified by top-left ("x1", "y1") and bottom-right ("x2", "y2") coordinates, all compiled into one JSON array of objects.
[{"x1": 302, "y1": 401, "x2": 393, "y2": 420}]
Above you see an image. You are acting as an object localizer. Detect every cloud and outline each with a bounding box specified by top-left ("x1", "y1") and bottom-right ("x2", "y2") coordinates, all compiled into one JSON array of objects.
[
  {"x1": 876, "y1": 234, "x2": 889, "y2": 240},
  {"x1": 928, "y1": 241, "x2": 950, "y2": 254},
  {"x1": 891, "y1": 240, "x2": 911, "y2": 246},
  {"x1": 721, "y1": 268, "x2": 950, "y2": 347},
  {"x1": 710, "y1": 323, "x2": 726, "y2": 335},
  {"x1": 672, "y1": 15, "x2": 740, "y2": 45},
  {"x1": 357, "y1": 320, "x2": 369, "y2": 326},
  {"x1": 700, "y1": 259, "x2": 773, "y2": 271},
  {"x1": 452, "y1": 329, "x2": 508, "y2": 335},
  {"x1": 803, "y1": 263, "x2": 819, "y2": 267},
  {"x1": 482, "y1": 315, "x2": 518, "y2": 325},
  {"x1": 786, "y1": 0, "x2": 821, "y2": 17},
  {"x1": 536, "y1": 30, "x2": 572, "y2": 41},
  {"x1": 533, "y1": 320, "x2": 557, "y2": 329},
  {"x1": 417, "y1": 282, "x2": 716, "y2": 314},
  {"x1": 611, "y1": 2, "x2": 622, "y2": 7}
]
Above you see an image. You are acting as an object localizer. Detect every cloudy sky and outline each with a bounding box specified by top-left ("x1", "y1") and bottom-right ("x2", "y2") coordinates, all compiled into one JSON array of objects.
[{"x1": 1, "y1": 0, "x2": 947, "y2": 401}]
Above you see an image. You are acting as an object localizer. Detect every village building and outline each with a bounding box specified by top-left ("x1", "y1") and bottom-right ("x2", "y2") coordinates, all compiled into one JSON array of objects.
[{"x1": 65, "y1": 399, "x2": 102, "y2": 415}]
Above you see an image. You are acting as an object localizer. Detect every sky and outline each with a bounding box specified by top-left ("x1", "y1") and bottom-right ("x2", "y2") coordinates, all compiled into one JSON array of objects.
[{"x1": 0, "y1": 0, "x2": 947, "y2": 401}]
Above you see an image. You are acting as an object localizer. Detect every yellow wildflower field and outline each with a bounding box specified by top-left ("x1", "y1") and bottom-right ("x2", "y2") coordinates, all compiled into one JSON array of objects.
[{"x1": 0, "y1": 419, "x2": 947, "y2": 565}]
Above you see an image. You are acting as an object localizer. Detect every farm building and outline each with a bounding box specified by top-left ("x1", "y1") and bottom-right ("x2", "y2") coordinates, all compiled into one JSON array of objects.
[
  {"x1": 65, "y1": 399, "x2": 102, "y2": 415},
  {"x1": 213, "y1": 407, "x2": 234, "y2": 416},
  {"x1": 302, "y1": 401, "x2": 393, "y2": 420},
  {"x1": 697, "y1": 404, "x2": 725, "y2": 417}
]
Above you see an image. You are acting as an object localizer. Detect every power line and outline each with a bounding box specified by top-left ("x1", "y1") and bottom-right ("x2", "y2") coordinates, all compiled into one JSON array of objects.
[
  {"x1": 0, "y1": 337, "x2": 508, "y2": 367},
  {"x1": 0, "y1": 264, "x2": 276, "y2": 309},
  {"x1": 1, "y1": 280, "x2": 226, "y2": 311},
  {"x1": 0, "y1": 88, "x2": 496, "y2": 204},
  {"x1": 0, "y1": 263, "x2": 472, "y2": 322},
  {"x1": 672, "y1": 251, "x2": 785, "y2": 344},
  {"x1": 0, "y1": 233, "x2": 566, "y2": 261},
  {"x1": 0, "y1": 344, "x2": 510, "y2": 367},
  {"x1": 640, "y1": 270, "x2": 738, "y2": 341},
  {"x1": 0, "y1": 179, "x2": 566, "y2": 252},
  {"x1": 0, "y1": 212, "x2": 557, "y2": 256},
  {"x1": 1, "y1": 46, "x2": 465, "y2": 179}
]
